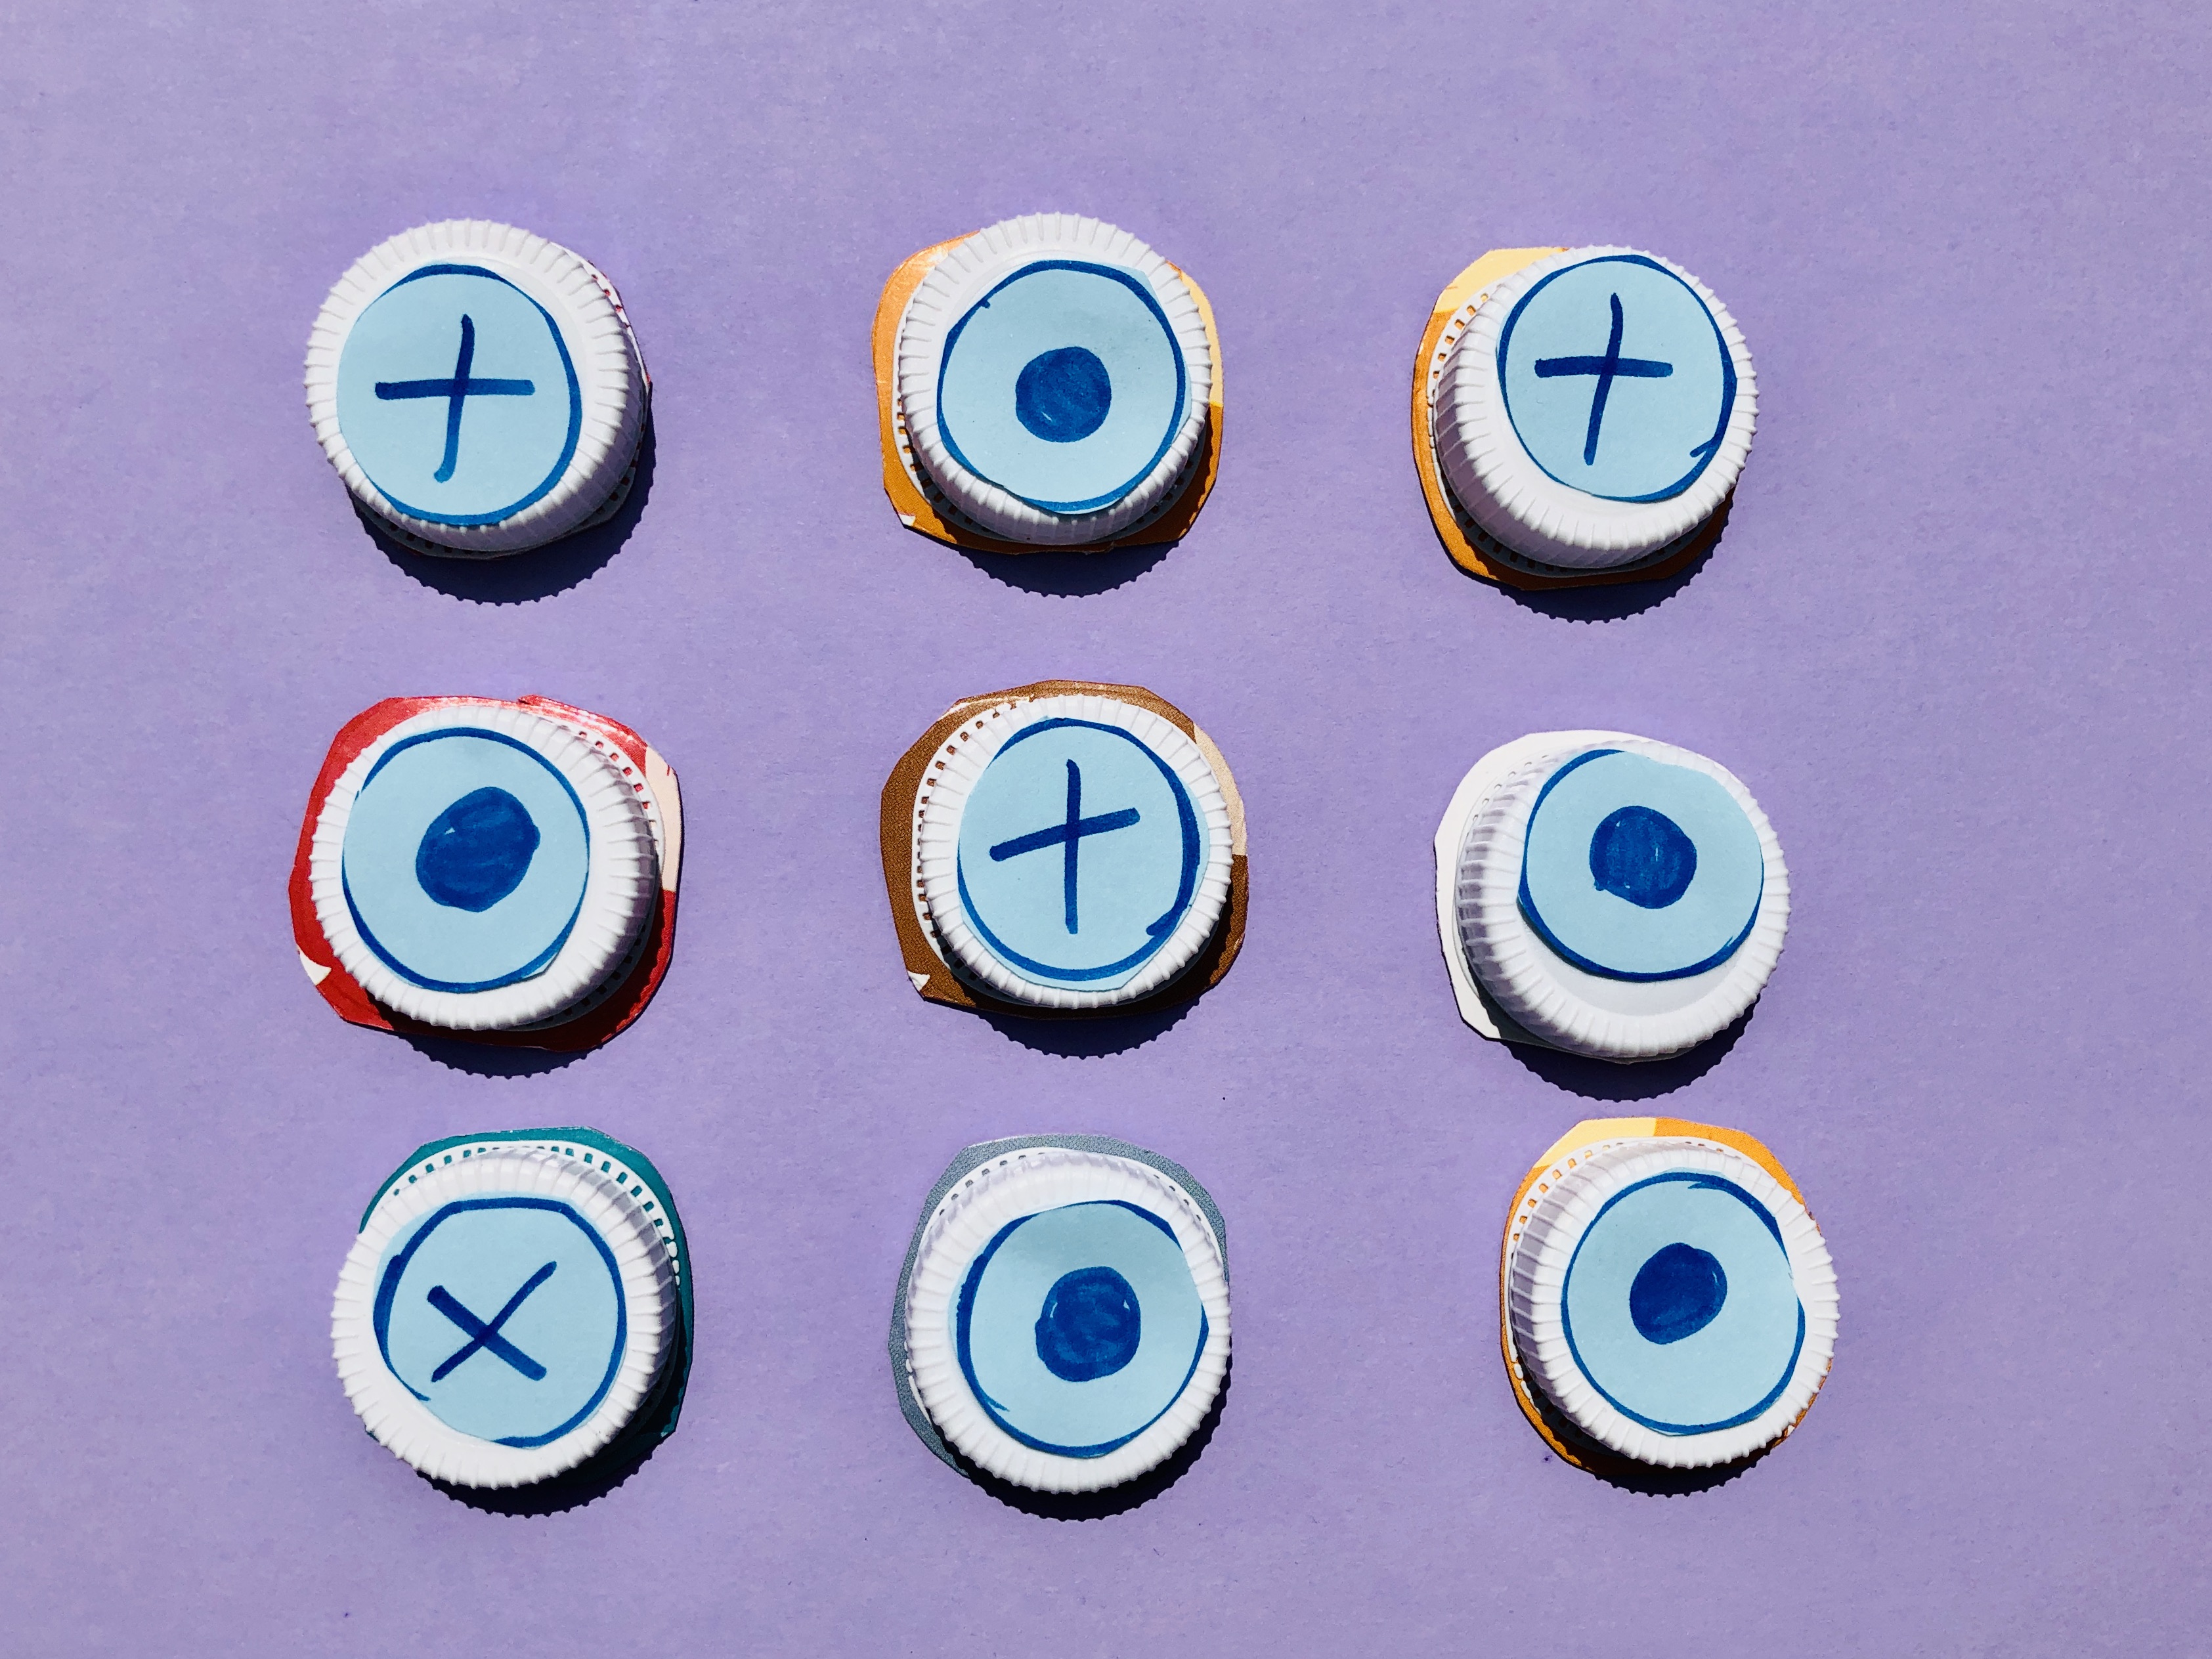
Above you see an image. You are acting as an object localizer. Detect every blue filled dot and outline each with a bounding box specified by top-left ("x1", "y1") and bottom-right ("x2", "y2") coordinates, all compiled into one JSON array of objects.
[
  {"x1": 1033, "y1": 1264, "x2": 1142, "y2": 1381},
  {"x1": 1588, "y1": 804, "x2": 1698, "y2": 909},
  {"x1": 414, "y1": 786, "x2": 540, "y2": 912},
  {"x1": 1628, "y1": 1242, "x2": 1728, "y2": 1345},
  {"x1": 1014, "y1": 347, "x2": 1113, "y2": 443}
]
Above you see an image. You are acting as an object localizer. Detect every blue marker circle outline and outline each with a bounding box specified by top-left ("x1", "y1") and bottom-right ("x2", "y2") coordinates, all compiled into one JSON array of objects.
[
  {"x1": 936, "y1": 260, "x2": 1188, "y2": 514},
  {"x1": 954, "y1": 717, "x2": 1202, "y2": 985},
  {"x1": 342, "y1": 727, "x2": 591, "y2": 994},
  {"x1": 370, "y1": 1196, "x2": 628, "y2": 1450},
  {"x1": 1495, "y1": 254, "x2": 1737, "y2": 504},
  {"x1": 345, "y1": 263, "x2": 584, "y2": 527},
  {"x1": 1559, "y1": 1171, "x2": 1805, "y2": 1437},
  {"x1": 1515, "y1": 748, "x2": 1763, "y2": 982},
  {"x1": 954, "y1": 1200, "x2": 1209, "y2": 1459}
]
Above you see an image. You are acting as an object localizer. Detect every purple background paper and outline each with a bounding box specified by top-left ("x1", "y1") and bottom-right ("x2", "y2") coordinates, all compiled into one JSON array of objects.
[{"x1": 3, "y1": 2, "x2": 2208, "y2": 1652}]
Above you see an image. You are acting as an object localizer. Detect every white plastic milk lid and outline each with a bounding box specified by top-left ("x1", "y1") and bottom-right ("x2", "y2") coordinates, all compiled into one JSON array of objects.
[
  {"x1": 914, "y1": 693, "x2": 1233, "y2": 1010},
  {"x1": 305, "y1": 220, "x2": 647, "y2": 555},
  {"x1": 1455, "y1": 732, "x2": 1789, "y2": 1061},
  {"x1": 332, "y1": 1141, "x2": 680, "y2": 1488},
  {"x1": 895, "y1": 214, "x2": 1212, "y2": 546},
  {"x1": 1433, "y1": 247, "x2": 1755, "y2": 569},
  {"x1": 902, "y1": 1142, "x2": 1230, "y2": 1493},
  {"x1": 1504, "y1": 1134, "x2": 1837, "y2": 1469},
  {"x1": 309, "y1": 701, "x2": 659, "y2": 1032}
]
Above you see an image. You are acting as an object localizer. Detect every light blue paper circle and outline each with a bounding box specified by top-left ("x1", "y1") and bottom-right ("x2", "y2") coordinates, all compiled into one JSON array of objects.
[
  {"x1": 1561, "y1": 1173, "x2": 1804, "y2": 1436},
  {"x1": 336, "y1": 265, "x2": 582, "y2": 527},
  {"x1": 1497, "y1": 254, "x2": 1735, "y2": 503},
  {"x1": 342, "y1": 728, "x2": 590, "y2": 993},
  {"x1": 954, "y1": 717, "x2": 1205, "y2": 991},
  {"x1": 955, "y1": 1200, "x2": 1207, "y2": 1458},
  {"x1": 936, "y1": 261, "x2": 1186, "y2": 513},
  {"x1": 372, "y1": 1195, "x2": 627, "y2": 1448},
  {"x1": 1519, "y1": 749, "x2": 1764, "y2": 981}
]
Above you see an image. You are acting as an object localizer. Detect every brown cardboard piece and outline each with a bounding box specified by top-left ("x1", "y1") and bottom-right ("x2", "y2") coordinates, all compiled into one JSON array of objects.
[{"x1": 878, "y1": 679, "x2": 1247, "y2": 1018}]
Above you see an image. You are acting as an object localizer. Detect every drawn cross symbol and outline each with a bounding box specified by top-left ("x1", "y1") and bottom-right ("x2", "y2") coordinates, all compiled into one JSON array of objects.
[
  {"x1": 988, "y1": 759, "x2": 1140, "y2": 935},
  {"x1": 425, "y1": 1260, "x2": 557, "y2": 1382},
  {"x1": 374, "y1": 313, "x2": 536, "y2": 484},
  {"x1": 1533, "y1": 293, "x2": 1674, "y2": 466}
]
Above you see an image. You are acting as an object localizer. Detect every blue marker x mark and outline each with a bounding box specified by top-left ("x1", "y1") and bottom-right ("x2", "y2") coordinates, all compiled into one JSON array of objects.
[
  {"x1": 988, "y1": 760, "x2": 1140, "y2": 935},
  {"x1": 427, "y1": 1260, "x2": 556, "y2": 1382},
  {"x1": 374, "y1": 314, "x2": 536, "y2": 483},
  {"x1": 1534, "y1": 293, "x2": 1673, "y2": 465}
]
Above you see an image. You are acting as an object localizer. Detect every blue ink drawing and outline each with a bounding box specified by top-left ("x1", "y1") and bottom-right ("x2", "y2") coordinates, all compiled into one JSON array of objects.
[
  {"x1": 955, "y1": 1200, "x2": 1208, "y2": 1457},
  {"x1": 1494, "y1": 254, "x2": 1736, "y2": 503},
  {"x1": 341, "y1": 728, "x2": 589, "y2": 995},
  {"x1": 1033, "y1": 1264, "x2": 1143, "y2": 1382},
  {"x1": 987, "y1": 759, "x2": 1142, "y2": 936},
  {"x1": 1015, "y1": 346, "x2": 1114, "y2": 442},
  {"x1": 955, "y1": 717, "x2": 1204, "y2": 989},
  {"x1": 1533, "y1": 293, "x2": 1673, "y2": 466},
  {"x1": 1627, "y1": 1242, "x2": 1727, "y2": 1345},
  {"x1": 414, "y1": 785, "x2": 540, "y2": 913},
  {"x1": 372, "y1": 1196, "x2": 627, "y2": 1446},
  {"x1": 374, "y1": 314, "x2": 536, "y2": 483},
  {"x1": 427, "y1": 1261, "x2": 557, "y2": 1381},
  {"x1": 1561, "y1": 1173, "x2": 1804, "y2": 1436},
  {"x1": 936, "y1": 261, "x2": 1185, "y2": 512},
  {"x1": 1517, "y1": 748, "x2": 1764, "y2": 981},
  {"x1": 1588, "y1": 804, "x2": 1697, "y2": 910}
]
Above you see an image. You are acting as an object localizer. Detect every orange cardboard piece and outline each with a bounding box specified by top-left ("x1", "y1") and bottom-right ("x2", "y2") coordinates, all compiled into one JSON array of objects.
[
  {"x1": 289, "y1": 695, "x2": 683, "y2": 1054},
  {"x1": 871, "y1": 237, "x2": 1225, "y2": 554},
  {"x1": 878, "y1": 679, "x2": 1247, "y2": 1018},
  {"x1": 1496, "y1": 1117, "x2": 1820, "y2": 1480},
  {"x1": 1412, "y1": 248, "x2": 1730, "y2": 592}
]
